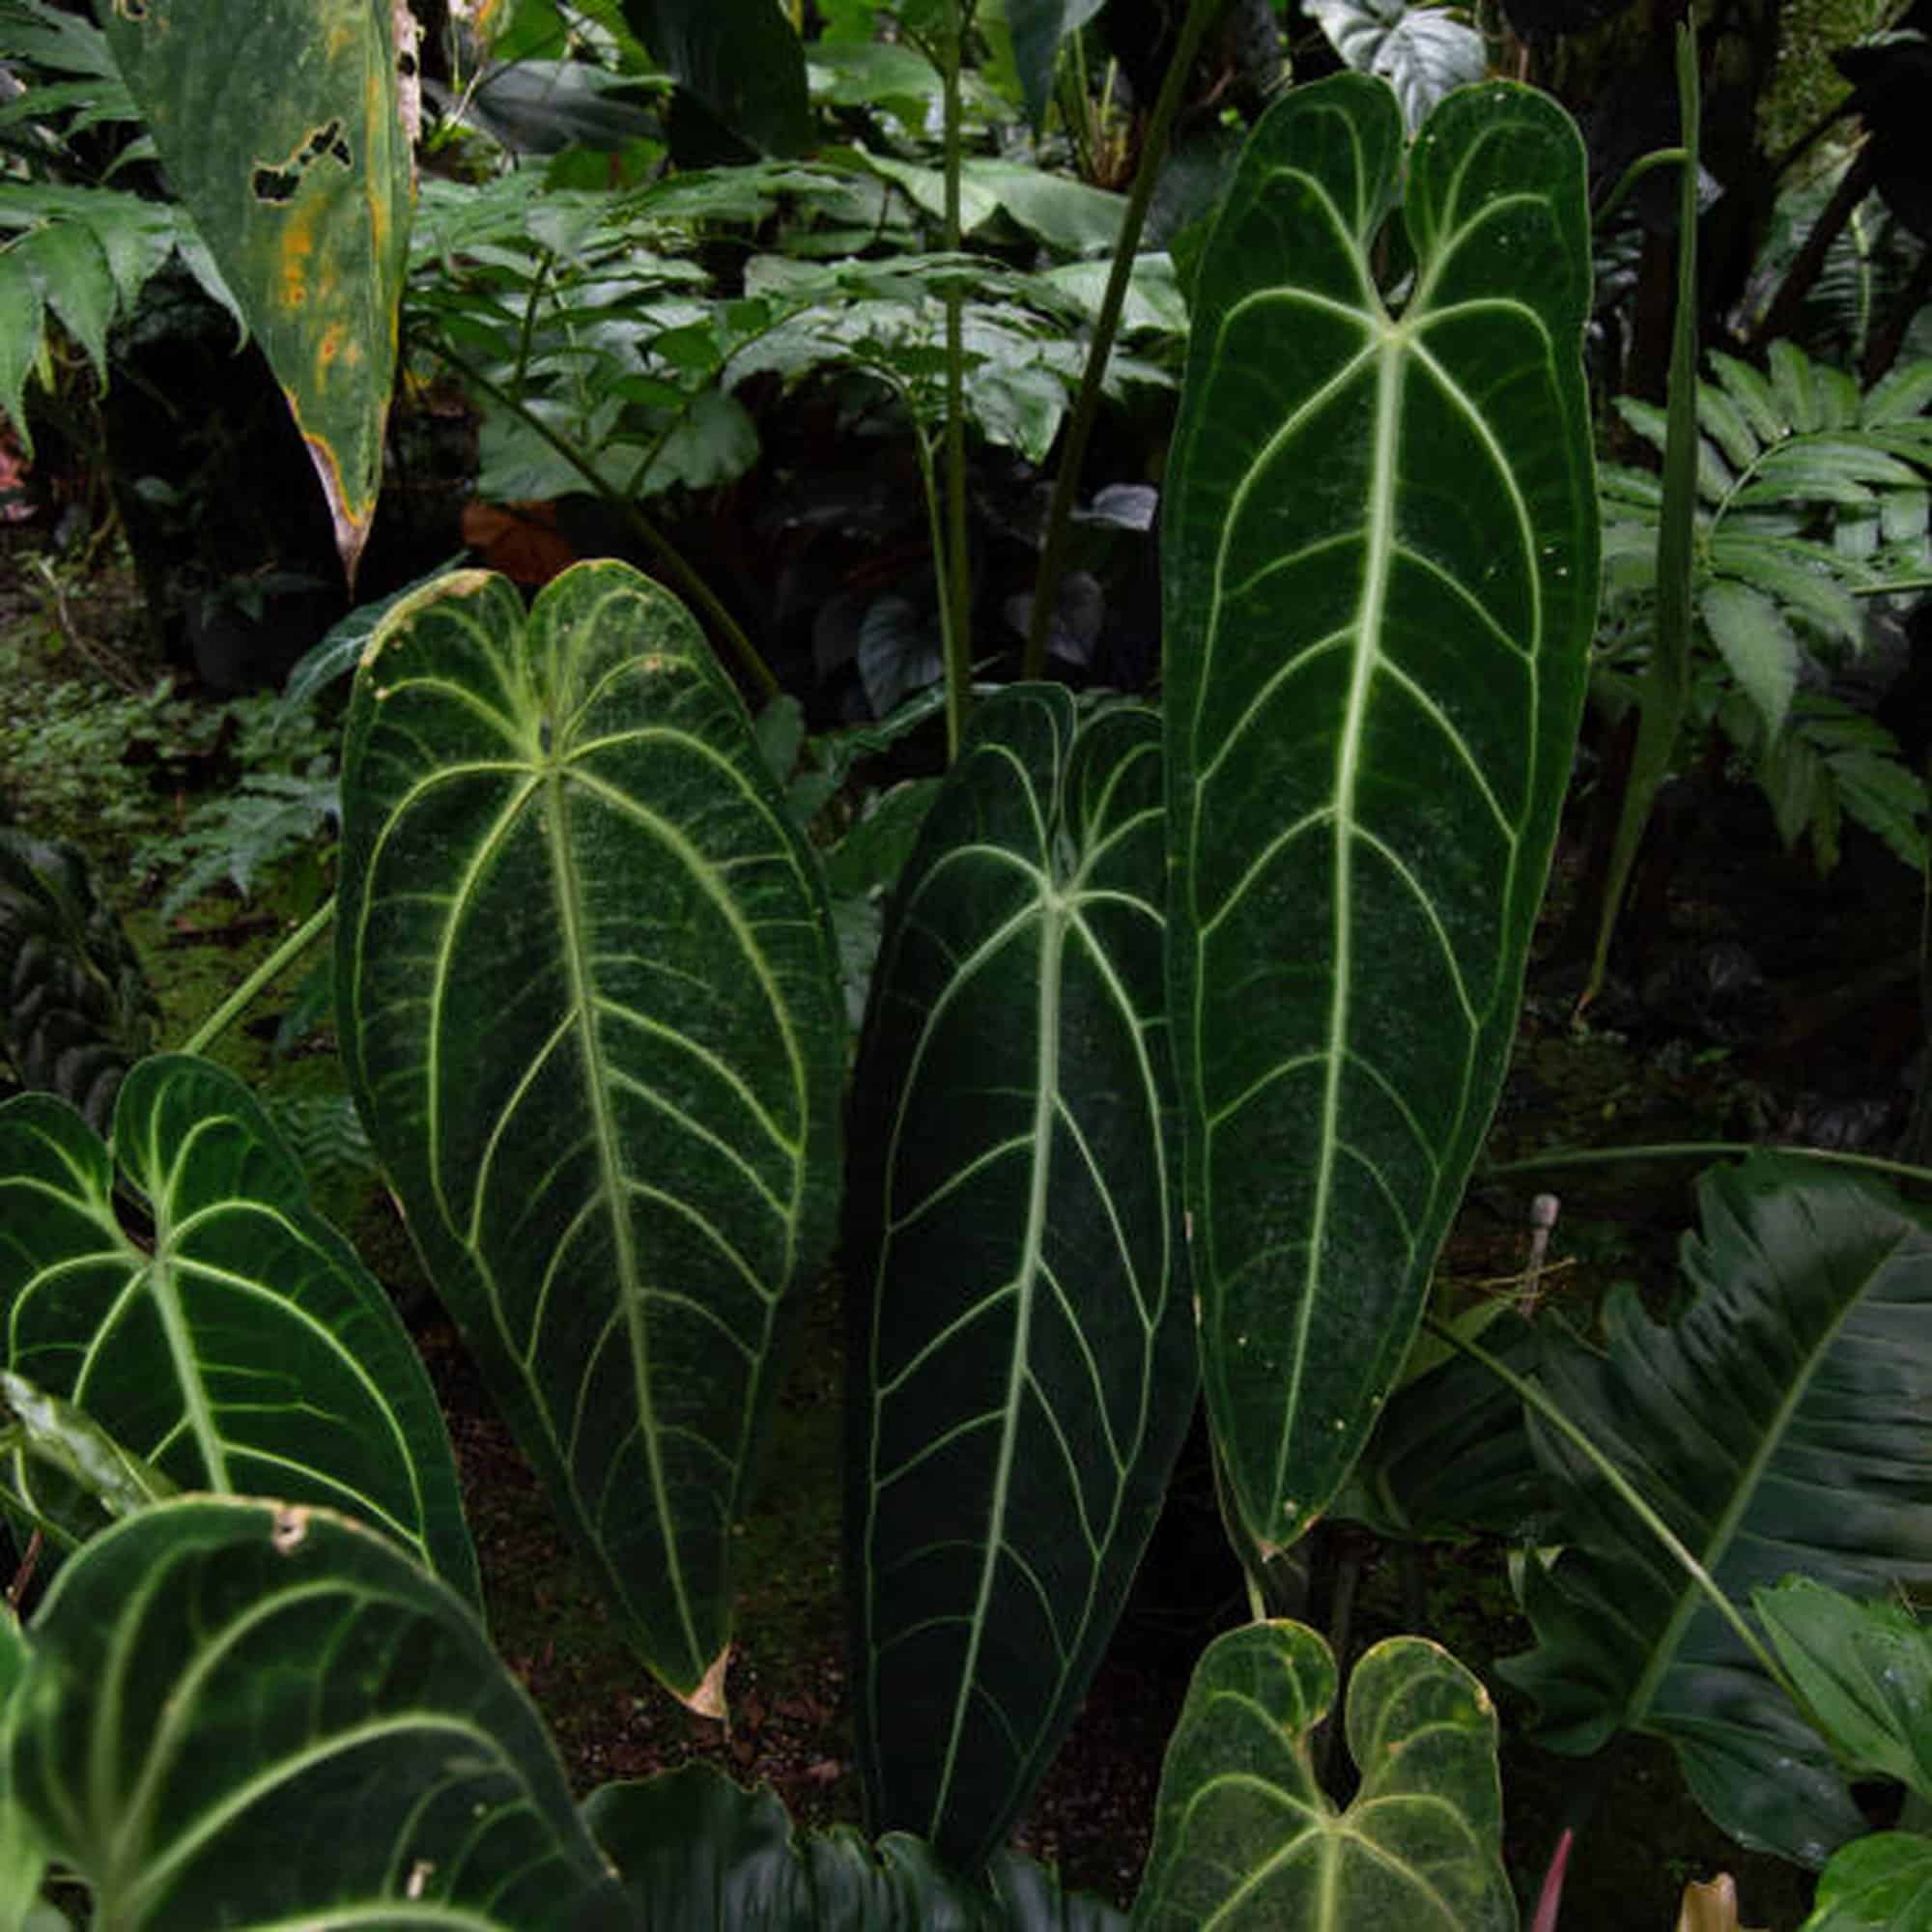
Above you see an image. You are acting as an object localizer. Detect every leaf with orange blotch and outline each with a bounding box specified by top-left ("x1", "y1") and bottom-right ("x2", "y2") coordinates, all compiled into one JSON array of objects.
[{"x1": 97, "y1": 0, "x2": 413, "y2": 584}]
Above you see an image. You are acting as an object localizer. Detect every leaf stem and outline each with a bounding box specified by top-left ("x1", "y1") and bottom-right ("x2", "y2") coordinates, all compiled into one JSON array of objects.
[
  {"x1": 1481, "y1": 1139, "x2": 1932, "y2": 1189},
  {"x1": 1581, "y1": 23, "x2": 1699, "y2": 1009},
  {"x1": 1592, "y1": 147, "x2": 1687, "y2": 231},
  {"x1": 940, "y1": 0, "x2": 973, "y2": 759},
  {"x1": 1022, "y1": 0, "x2": 1226, "y2": 682},
  {"x1": 422, "y1": 339, "x2": 779, "y2": 702},
  {"x1": 177, "y1": 899, "x2": 335, "y2": 1060},
  {"x1": 1422, "y1": 1311, "x2": 1805, "y2": 1706}
]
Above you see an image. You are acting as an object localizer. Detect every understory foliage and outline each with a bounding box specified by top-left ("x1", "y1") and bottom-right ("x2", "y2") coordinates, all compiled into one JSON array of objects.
[{"x1": 0, "y1": 2, "x2": 1928, "y2": 1930}]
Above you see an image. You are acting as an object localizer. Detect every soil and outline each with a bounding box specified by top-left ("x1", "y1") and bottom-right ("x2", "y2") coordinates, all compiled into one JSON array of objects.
[{"x1": 4, "y1": 532, "x2": 1927, "y2": 1929}]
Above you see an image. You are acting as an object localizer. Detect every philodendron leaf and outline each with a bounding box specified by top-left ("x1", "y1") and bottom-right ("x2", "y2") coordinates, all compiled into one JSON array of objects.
[
  {"x1": 1802, "y1": 1834, "x2": 1932, "y2": 1932},
  {"x1": 1133, "y1": 1620, "x2": 1513, "y2": 1930},
  {"x1": 1501, "y1": 1157, "x2": 1932, "y2": 1867},
  {"x1": 583, "y1": 1764, "x2": 1128, "y2": 1928},
  {"x1": 337, "y1": 561, "x2": 845, "y2": 1713},
  {"x1": 849, "y1": 688, "x2": 1194, "y2": 1870},
  {"x1": 1163, "y1": 74, "x2": 1596, "y2": 1561},
  {"x1": 8, "y1": 1497, "x2": 625, "y2": 1929},
  {"x1": 0, "y1": 1056, "x2": 477, "y2": 1600},
  {"x1": 96, "y1": 0, "x2": 413, "y2": 580},
  {"x1": 1756, "y1": 1578, "x2": 1932, "y2": 1798}
]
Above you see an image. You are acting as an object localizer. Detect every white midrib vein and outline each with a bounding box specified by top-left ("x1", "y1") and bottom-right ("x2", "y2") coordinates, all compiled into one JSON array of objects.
[
  {"x1": 1274, "y1": 328, "x2": 1405, "y2": 1523},
  {"x1": 928, "y1": 884, "x2": 1067, "y2": 1833},
  {"x1": 539, "y1": 760, "x2": 701, "y2": 1675}
]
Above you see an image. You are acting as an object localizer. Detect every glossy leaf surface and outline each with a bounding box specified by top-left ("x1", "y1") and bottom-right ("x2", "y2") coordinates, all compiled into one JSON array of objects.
[
  {"x1": 1803, "y1": 1834, "x2": 1932, "y2": 1932},
  {"x1": 1304, "y1": 0, "x2": 1485, "y2": 132},
  {"x1": 337, "y1": 561, "x2": 844, "y2": 1710},
  {"x1": 97, "y1": 0, "x2": 412, "y2": 578},
  {"x1": 8, "y1": 1498, "x2": 622, "y2": 1929},
  {"x1": 584, "y1": 1765, "x2": 1127, "y2": 1928},
  {"x1": 1163, "y1": 74, "x2": 1596, "y2": 1557},
  {"x1": 849, "y1": 689, "x2": 1194, "y2": 1869},
  {"x1": 1133, "y1": 1620, "x2": 1513, "y2": 1930},
  {"x1": 1502, "y1": 1157, "x2": 1932, "y2": 1866},
  {"x1": 1757, "y1": 1577, "x2": 1932, "y2": 1798},
  {"x1": 0, "y1": 1056, "x2": 476, "y2": 1598}
]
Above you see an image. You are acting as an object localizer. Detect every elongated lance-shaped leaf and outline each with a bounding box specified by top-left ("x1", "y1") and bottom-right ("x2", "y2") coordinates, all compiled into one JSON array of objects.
[
  {"x1": 1501, "y1": 1156, "x2": 1932, "y2": 1868},
  {"x1": 96, "y1": 0, "x2": 413, "y2": 581},
  {"x1": 8, "y1": 1497, "x2": 626, "y2": 1929},
  {"x1": 337, "y1": 561, "x2": 844, "y2": 1713},
  {"x1": 1133, "y1": 1620, "x2": 1514, "y2": 1930},
  {"x1": 1163, "y1": 74, "x2": 1597, "y2": 1558},
  {"x1": 0, "y1": 1055, "x2": 477, "y2": 1600},
  {"x1": 848, "y1": 688, "x2": 1194, "y2": 1871}
]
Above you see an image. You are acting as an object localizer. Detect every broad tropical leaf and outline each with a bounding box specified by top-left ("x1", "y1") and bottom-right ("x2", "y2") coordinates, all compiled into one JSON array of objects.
[
  {"x1": 96, "y1": 0, "x2": 413, "y2": 578},
  {"x1": 1756, "y1": 1578, "x2": 1932, "y2": 1798},
  {"x1": 1133, "y1": 1620, "x2": 1513, "y2": 1930},
  {"x1": 584, "y1": 1765, "x2": 1128, "y2": 1928},
  {"x1": 1501, "y1": 1157, "x2": 1932, "y2": 1866},
  {"x1": 0, "y1": 831, "x2": 157, "y2": 1133},
  {"x1": 848, "y1": 688, "x2": 1194, "y2": 1870},
  {"x1": 1331, "y1": 1310, "x2": 1550, "y2": 1541},
  {"x1": 1303, "y1": 0, "x2": 1485, "y2": 131},
  {"x1": 337, "y1": 561, "x2": 845, "y2": 1712},
  {"x1": 619, "y1": 0, "x2": 810, "y2": 156},
  {"x1": 7, "y1": 1498, "x2": 625, "y2": 1929},
  {"x1": 0, "y1": 1055, "x2": 477, "y2": 1599},
  {"x1": 1007, "y1": 0, "x2": 1108, "y2": 129},
  {"x1": 1803, "y1": 1834, "x2": 1932, "y2": 1932},
  {"x1": 1163, "y1": 74, "x2": 1596, "y2": 1561}
]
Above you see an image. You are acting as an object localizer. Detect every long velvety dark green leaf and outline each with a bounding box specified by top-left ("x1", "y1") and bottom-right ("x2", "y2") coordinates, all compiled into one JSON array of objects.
[
  {"x1": 1501, "y1": 1156, "x2": 1932, "y2": 1867},
  {"x1": 96, "y1": 0, "x2": 412, "y2": 579},
  {"x1": 337, "y1": 561, "x2": 844, "y2": 1713},
  {"x1": 848, "y1": 688, "x2": 1194, "y2": 1870},
  {"x1": 1163, "y1": 73, "x2": 1596, "y2": 1560},
  {"x1": 1133, "y1": 1620, "x2": 1513, "y2": 1930},
  {"x1": 583, "y1": 1765, "x2": 1127, "y2": 1928},
  {"x1": 0, "y1": 1056, "x2": 477, "y2": 1600},
  {"x1": 8, "y1": 1497, "x2": 625, "y2": 1929}
]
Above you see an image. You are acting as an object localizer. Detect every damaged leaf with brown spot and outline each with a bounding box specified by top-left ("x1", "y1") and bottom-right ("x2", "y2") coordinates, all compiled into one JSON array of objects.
[{"x1": 96, "y1": 0, "x2": 413, "y2": 582}]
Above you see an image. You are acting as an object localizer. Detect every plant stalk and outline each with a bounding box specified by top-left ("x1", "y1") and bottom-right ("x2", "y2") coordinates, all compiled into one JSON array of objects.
[
  {"x1": 1580, "y1": 22, "x2": 1699, "y2": 1009},
  {"x1": 177, "y1": 899, "x2": 336, "y2": 1060},
  {"x1": 423, "y1": 340, "x2": 778, "y2": 703},
  {"x1": 940, "y1": 0, "x2": 973, "y2": 760},
  {"x1": 1481, "y1": 1139, "x2": 1932, "y2": 1190},
  {"x1": 1022, "y1": 0, "x2": 1227, "y2": 682}
]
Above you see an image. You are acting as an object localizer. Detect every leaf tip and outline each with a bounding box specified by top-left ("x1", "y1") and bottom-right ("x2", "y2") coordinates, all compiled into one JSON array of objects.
[{"x1": 680, "y1": 1643, "x2": 731, "y2": 1721}]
